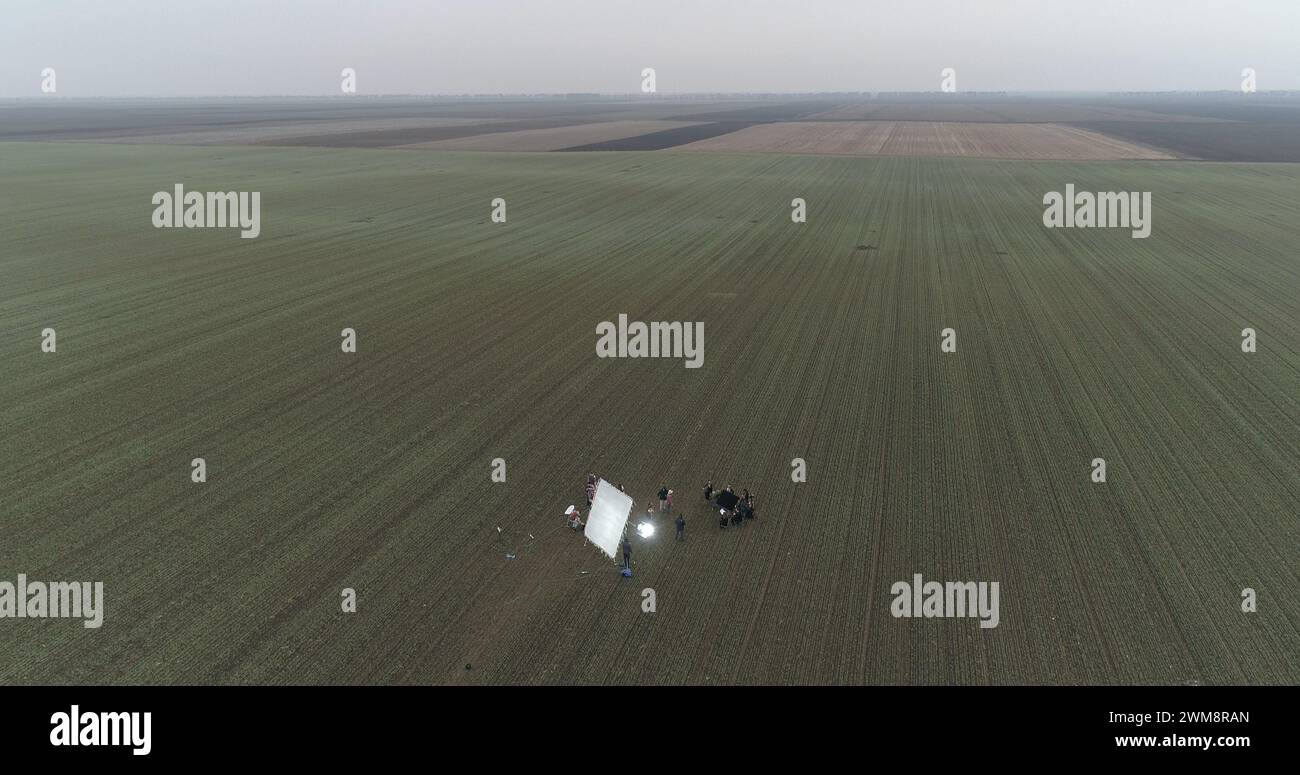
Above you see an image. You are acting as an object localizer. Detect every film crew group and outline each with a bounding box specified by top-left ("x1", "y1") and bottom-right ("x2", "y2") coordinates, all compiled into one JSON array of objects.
[
  {"x1": 565, "y1": 476, "x2": 748, "y2": 578},
  {"x1": 704, "y1": 481, "x2": 756, "y2": 528}
]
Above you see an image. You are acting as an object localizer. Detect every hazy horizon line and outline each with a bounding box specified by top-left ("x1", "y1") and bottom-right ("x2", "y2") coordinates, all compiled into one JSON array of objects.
[{"x1": 5, "y1": 89, "x2": 1298, "y2": 102}]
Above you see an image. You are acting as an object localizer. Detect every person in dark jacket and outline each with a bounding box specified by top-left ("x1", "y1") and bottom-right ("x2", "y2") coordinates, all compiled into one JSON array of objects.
[
  {"x1": 658, "y1": 486, "x2": 669, "y2": 512},
  {"x1": 622, "y1": 535, "x2": 632, "y2": 570},
  {"x1": 675, "y1": 513, "x2": 686, "y2": 541},
  {"x1": 704, "y1": 481, "x2": 713, "y2": 501}
]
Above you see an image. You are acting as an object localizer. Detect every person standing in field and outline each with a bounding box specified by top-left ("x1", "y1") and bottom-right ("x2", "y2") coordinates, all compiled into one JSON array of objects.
[
  {"x1": 658, "y1": 486, "x2": 669, "y2": 512},
  {"x1": 565, "y1": 505, "x2": 583, "y2": 530},
  {"x1": 622, "y1": 535, "x2": 632, "y2": 571},
  {"x1": 586, "y1": 475, "x2": 597, "y2": 507},
  {"x1": 675, "y1": 513, "x2": 685, "y2": 541},
  {"x1": 666, "y1": 489, "x2": 674, "y2": 511},
  {"x1": 704, "y1": 481, "x2": 713, "y2": 501}
]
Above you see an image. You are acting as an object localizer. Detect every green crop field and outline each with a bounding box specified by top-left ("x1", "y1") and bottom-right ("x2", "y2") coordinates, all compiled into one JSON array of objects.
[{"x1": 3, "y1": 141, "x2": 1299, "y2": 684}]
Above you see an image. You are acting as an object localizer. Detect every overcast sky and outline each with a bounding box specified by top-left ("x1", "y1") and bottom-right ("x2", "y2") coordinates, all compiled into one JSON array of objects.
[{"x1": 2, "y1": 0, "x2": 1296, "y2": 97}]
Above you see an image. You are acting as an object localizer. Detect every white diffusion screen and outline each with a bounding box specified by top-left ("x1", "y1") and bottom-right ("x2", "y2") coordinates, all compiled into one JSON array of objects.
[{"x1": 584, "y1": 479, "x2": 632, "y2": 559}]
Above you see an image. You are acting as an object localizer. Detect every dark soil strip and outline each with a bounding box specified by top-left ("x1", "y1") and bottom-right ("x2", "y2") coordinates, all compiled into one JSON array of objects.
[
  {"x1": 662, "y1": 101, "x2": 842, "y2": 123},
  {"x1": 1086, "y1": 97, "x2": 1300, "y2": 124},
  {"x1": 1072, "y1": 121, "x2": 1300, "y2": 162},
  {"x1": 556, "y1": 121, "x2": 755, "y2": 151},
  {"x1": 557, "y1": 100, "x2": 841, "y2": 151}
]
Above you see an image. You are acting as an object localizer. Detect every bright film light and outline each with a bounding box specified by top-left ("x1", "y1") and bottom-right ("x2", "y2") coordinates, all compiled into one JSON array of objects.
[{"x1": 636, "y1": 522, "x2": 655, "y2": 538}]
